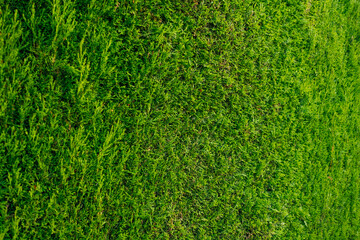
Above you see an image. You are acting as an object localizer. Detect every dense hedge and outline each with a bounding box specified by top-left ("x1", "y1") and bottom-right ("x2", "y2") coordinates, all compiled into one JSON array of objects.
[{"x1": 1, "y1": 0, "x2": 359, "y2": 239}]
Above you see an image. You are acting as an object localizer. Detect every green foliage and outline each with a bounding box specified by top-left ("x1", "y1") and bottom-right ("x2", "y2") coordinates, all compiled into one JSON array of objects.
[{"x1": 1, "y1": 0, "x2": 359, "y2": 239}]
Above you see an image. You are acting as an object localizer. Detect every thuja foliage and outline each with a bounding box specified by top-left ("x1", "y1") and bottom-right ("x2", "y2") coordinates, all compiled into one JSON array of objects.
[{"x1": 0, "y1": 0, "x2": 359, "y2": 239}]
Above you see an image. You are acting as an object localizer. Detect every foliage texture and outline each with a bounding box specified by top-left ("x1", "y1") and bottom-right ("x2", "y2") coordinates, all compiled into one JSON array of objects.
[{"x1": 1, "y1": 0, "x2": 359, "y2": 239}]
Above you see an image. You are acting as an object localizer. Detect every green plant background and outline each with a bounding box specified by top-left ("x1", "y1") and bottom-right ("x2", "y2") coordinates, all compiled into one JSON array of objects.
[{"x1": 1, "y1": 0, "x2": 359, "y2": 239}]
